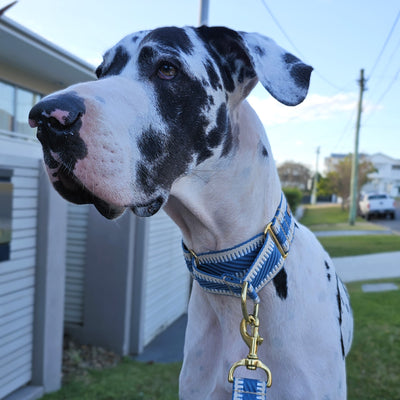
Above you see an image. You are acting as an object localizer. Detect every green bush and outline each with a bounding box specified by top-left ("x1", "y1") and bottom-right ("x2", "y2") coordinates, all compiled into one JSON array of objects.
[{"x1": 282, "y1": 187, "x2": 303, "y2": 214}]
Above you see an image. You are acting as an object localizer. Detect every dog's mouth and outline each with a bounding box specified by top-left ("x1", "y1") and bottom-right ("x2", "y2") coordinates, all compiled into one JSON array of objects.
[
  {"x1": 53, "y1": 167, "x2": 125, "y2": 219},
  {"x1": 52, "y1": 167, "x2": 164, "y2": 219}
]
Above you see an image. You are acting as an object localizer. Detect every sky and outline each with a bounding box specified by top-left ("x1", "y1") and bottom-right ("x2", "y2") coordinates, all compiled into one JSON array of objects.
[{"x1": 3, "y1": 0, "x2": 400, "y2": 173}]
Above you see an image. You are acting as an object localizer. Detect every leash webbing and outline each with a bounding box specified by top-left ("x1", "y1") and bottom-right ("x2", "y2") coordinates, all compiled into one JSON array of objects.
[{"x1": 232, "y1": 377, "x2": 268, "y2": 399}]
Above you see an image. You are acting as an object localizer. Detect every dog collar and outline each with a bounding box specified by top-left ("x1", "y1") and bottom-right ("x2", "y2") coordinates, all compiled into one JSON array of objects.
[{"x1": 183, "y1": 192, "x2": 295, "y2": 303}]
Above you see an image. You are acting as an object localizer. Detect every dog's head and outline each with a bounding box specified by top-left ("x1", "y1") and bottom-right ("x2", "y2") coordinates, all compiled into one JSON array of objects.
[{"x1": 29, "y1": 26, "x2": 312, "y2": 219}]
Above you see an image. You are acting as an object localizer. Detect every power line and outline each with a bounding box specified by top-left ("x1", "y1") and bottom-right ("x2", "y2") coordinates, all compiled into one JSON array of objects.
[
  {"x1": 333, "y1": 111, "x2": 356, "y2": 151},
  {"x1": 364, "y1": 65, "x2": 400, "y2": 125},
  {"x1": 259, "y1": 0, "x2": 346, "y2": 92},
  {"x1": 368, "y1": 9, "x2": 400, "y2": 80},
  {"x1": 259, "y1": 0, "x2": 305, "y2": 59}
]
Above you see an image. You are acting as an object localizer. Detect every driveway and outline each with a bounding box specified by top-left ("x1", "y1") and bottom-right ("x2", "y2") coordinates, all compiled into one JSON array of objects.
[{"x1": 369, "y1": 205, "x2": 400, "y2": 234}]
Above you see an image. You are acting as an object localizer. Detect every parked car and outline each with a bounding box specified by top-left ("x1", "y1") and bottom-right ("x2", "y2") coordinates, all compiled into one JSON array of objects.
[{"x1": 359, "y1": 193, "x2": 396, "y2": 220}]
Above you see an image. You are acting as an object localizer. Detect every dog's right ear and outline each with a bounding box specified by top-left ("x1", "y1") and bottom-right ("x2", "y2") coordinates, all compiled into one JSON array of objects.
[
  {"x1": 239, "y1": 31, "x2": 313, "y2": 106},
  {"x1": 196, "y1": 26, "x2": 312, "y2": 106}
]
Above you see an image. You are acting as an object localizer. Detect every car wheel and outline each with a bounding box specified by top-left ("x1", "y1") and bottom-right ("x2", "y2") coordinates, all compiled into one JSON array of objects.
[
  {"x1": 366, "y1": 213, "x2": 372, "y2": 221},
  {"x1": 390, "y1": 212, "x2": 395, "y2": 220}
]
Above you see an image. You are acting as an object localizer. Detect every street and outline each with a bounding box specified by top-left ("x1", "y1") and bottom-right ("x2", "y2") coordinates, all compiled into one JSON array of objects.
[{"x1": 369, "y1": 205, "x2": 400, "y2": 234}]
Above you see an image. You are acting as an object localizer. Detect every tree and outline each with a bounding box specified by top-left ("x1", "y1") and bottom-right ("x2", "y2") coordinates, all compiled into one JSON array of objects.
[
  {"x1": 317, "y1": 175, "x2": 335, "y2": 197},
  {"x1": 325, "y1": 154, "x2": 375, "y2": 209},
  {"x1": 278, "y1": 161, "x2": 312, "y2": 192}
]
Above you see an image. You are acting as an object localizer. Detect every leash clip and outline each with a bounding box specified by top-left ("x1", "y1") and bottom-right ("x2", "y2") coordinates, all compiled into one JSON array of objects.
[{"x1": 228, "y1": 282, "x2": 272, "y2": 387}]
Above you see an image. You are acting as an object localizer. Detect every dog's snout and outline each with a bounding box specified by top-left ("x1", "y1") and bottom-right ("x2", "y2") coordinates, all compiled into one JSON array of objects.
[{"x1": 28, "y1": 92, "x2": 86, "y2": 147}]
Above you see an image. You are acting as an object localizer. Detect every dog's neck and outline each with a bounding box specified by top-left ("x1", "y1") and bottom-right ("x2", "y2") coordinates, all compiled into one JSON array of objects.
[{"x1": 164, "y1": 101, "x2": 282, "y2": 253}]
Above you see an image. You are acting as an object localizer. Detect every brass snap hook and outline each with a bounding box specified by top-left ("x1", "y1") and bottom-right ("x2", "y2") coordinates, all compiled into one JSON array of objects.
[{"x1": 228, "y1": 281, "x2": 272, "y2": 387}]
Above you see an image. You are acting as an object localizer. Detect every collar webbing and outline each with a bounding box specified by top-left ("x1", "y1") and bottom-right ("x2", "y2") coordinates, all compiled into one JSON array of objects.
[{"x1": 183, "y1": 193, "x2": 295, "y2": 303}]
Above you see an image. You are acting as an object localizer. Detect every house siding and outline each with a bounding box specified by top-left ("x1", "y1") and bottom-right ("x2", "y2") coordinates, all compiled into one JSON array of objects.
[{"x1": 0, "y1": 156, "x2": 39, "y2": 399}]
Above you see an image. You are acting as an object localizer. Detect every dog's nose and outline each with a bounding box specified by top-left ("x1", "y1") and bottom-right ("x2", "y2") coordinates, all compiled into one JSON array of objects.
[{"x1": 29, "y1": 93, "x2": 86, "y2": 148}]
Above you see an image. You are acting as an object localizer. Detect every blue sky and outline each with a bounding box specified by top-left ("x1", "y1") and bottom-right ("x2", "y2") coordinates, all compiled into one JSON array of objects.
[{"x1": 4, "y1": 0, "x2": 400, "y2": 172}]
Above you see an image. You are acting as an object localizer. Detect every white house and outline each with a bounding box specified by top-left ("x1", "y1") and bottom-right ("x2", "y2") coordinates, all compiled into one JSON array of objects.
[
  {"x1": 362, "y1": 153, "x2": 400, "y2": 197},
  {"x1": 0, "y1": 16, "x2": 189, "y2": 400},
  {"x1": 324, "y1": 152, "x2": 400, "y2": 197}
]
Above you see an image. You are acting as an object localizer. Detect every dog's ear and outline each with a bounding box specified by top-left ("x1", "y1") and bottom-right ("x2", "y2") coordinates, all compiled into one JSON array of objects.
[
  {"x1": 239, "y1": 31, "x2": 313, "y2": 106},
  {"x1": 196, "y1": 26, "x2": 312, "y2": 106}
]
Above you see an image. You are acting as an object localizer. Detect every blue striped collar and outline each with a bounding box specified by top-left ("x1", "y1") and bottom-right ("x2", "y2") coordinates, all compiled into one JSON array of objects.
[{"x1": 183, "y1": 193, "x2": 295, "y2": 303}]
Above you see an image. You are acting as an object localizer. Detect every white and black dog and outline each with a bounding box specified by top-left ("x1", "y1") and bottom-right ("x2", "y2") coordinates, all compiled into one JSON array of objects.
[{"x1": 29, "y1": 26, "x2": 353, "y2": 399}]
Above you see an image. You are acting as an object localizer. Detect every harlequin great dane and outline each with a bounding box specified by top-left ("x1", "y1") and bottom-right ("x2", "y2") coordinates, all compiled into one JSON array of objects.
[{"x1": 29, "y1": 26, "x2": 353, "y2": 399}]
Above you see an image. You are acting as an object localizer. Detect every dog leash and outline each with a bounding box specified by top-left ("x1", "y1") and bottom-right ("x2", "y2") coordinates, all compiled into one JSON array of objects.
[{"x1": 183, "y1": 192, "x2": 295, "y2": 398}]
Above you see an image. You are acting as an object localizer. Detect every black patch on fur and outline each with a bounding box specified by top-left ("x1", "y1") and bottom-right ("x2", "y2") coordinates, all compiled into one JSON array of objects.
[
  {"x1": 283, "y1": 53, "x2": 301, "y2": 65},
  {"x1": 135, "y1": 56, "x2": 213, "y2": 195},
  {"x1": 273, "y1": 268, "x2": 288, "y2": 300},
  {"x1": 254, "y1": 45, "x2": 265, "y2": 57},
  {"x1": 261, "y1": 145, "x2": 268, "y2": 158},
  {"x1": 282, "y1": 52, "x2": 313, "y2": 89},
  {"x1": 97, "y1": 46, "x2": 130, "y2": 78},
  {"x1": 196, "y1": 26, "x2": 255, "y2": 93},
  {"x1": 336, "y1": 277, "x2": 345, "y2": 359},
  {"x1": 220, "y1": 121, "x2": 235, "y2": 158},
  {"x1": 204, "y1": 59, "x2": 222, "y2": 90},
  {"x1": 44, "y1": 150, "x2": 59, "y2": 169},
  {"x1": 29, "y1": 92, "x2": 87, "y2": 170},
  {"x1": 132, "y1": 35, "x2": 139, "y2": 43},
  {"x1": 137, "y1": 128, "x2": 164, "y2": 163},
  {"x1": 207, "y1": 103, "x2": 227, "y2": 148},
  {"x1": 294, "y1": 222, "x2": 299, "y2": 228},
  {"x1": 291, "y1": 63, "x2": 313, "y2": 89},
  {"x1": 325, "y1": 260, "x2": 330, "y2": 270},
  {"x1": 144, "y1": 27, "x2": 194, "y2": 55},
  {"x1": 325, "y1": 260, "x2": 332, "y2": 281},
  {"x1": 137, "y1": 46, "x2": 158, "y2": 77},
  {"x1": 136, "y1": 162, "x2": 156, "y2": 195}
]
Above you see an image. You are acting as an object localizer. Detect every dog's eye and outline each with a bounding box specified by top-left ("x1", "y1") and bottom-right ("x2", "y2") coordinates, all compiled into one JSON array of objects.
[{"x1": 157, "y1": 63, "x2": 177, "y2": 80}]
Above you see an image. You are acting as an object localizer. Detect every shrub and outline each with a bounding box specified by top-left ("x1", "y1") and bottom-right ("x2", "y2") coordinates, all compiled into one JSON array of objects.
[{"x1": 282, "y1": 187, "x2": 303, "y2": 214}]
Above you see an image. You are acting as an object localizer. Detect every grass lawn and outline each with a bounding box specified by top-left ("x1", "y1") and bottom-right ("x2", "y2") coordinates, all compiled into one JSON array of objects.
[
  {"x1": 300, "y1": 203, "x2": 389, "y2": 232},
  {"x1": 301, "y1": 204, "x2": 365, "y2": 227},
  {"x1": 40, "y1": 279, "x2": 400, "y2": 400},
  {"x1": 319, "y1": 234, "x2": 400, "y2": 257},
  {"x1": 346, "y1": 278, "x2": 400, "y2": 400},
  {"x1": 300, "y1": 204, "x2": 400, "y2": 256},
  {"x1": 40, "y1": 360, "x2": 181, "y2": 400}
]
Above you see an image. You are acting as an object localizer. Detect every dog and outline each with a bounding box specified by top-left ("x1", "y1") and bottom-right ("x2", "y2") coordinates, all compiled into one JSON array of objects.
[{"x1": 29, "y1": 26, "x2": 353, "y2": 399}]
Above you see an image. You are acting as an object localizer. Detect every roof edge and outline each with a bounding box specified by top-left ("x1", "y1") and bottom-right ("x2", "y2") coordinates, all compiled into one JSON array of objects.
[{"x1": 0, "y1": 15, "x2": 95, "y2": 74}]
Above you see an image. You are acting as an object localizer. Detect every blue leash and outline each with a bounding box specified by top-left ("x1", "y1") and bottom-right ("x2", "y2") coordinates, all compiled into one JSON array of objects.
[
  {"x1": 232, "y1": 377, "x2": 268, "y2": 399},
  {"x1": 183, "y1": 193, "x2": 294, "y2": 399}
]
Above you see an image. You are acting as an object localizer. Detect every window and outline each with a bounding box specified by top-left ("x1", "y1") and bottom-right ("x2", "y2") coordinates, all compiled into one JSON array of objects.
[
  {"x1": 0, "y1": 81, "x2": 14, "y2": 131},
  {"x1": 0, "y1": 80, "x2": 42, "y2": 138},
  {"x1": 368, "y1": 194, "x2": 387, "y2": 200},
  {"x1": 392, "y1": 165, "x2": 400, "y2": 170}
]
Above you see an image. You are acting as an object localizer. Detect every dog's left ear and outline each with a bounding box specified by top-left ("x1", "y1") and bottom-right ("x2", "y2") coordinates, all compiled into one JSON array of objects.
[{"x1": 239, "y1": 31, "x2": 313, "y2": 106}]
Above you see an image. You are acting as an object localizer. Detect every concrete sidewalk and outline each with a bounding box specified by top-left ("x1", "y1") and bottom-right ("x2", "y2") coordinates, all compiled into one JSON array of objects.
[{"x1": 333, "y1": 251, "x2": 400, "y2": 283}]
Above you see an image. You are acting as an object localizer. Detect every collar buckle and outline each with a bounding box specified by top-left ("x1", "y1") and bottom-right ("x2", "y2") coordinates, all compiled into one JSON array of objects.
[{"x1": 264, "y1": 222, "x2": 288, "y2": 259}]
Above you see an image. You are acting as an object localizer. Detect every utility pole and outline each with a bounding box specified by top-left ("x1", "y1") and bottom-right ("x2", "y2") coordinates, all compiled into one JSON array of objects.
[
  {"x1": 311, "y1": 146, "x2": 320, "y2": 205},
  {"x1": 349, "y1": 69, "x2": 366, "y2": 225},
  {"x1": 199, "y1": 0, "x2": 209, "y2": 25}
]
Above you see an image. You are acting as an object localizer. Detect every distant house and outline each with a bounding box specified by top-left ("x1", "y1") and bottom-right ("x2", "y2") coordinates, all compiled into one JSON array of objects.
[
  {"x1": 362, "y1": 153, "x2": 400, "y2": 197},
  {"x1": 324, "y1": 153, "x2": 400, "y2": 197},
  {"x1": 0, "y1": 16, "x2": 189, "y2": 400}
]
